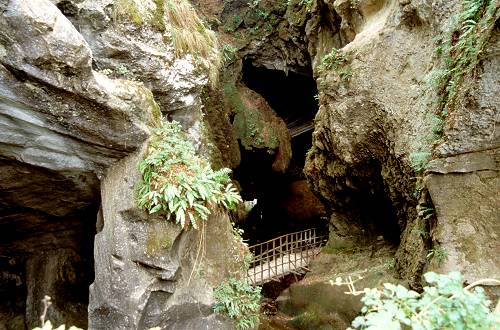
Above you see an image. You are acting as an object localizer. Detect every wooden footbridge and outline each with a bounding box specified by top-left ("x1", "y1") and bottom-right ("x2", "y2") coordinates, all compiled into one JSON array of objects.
[{"x1": 247, "y1": 228, "x2": 328, "y2": 286}]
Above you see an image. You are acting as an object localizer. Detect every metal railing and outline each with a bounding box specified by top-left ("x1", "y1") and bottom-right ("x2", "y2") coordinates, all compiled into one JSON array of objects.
[{"x1": 247, "y1": 228, "x2": 328, "y2": 285}]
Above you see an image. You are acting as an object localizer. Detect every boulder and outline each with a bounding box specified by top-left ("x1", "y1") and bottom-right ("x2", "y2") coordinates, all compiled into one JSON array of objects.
[{"x1": 89, "y1": 147, "x2": 246, "y2": 329}]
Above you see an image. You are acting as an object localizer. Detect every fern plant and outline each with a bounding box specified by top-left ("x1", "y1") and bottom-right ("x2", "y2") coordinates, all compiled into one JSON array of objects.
[
  {"x1": 409, "y1": 152, "x2": 432, "y2": 173},
  {"x1": 137, "y1": 121, "x2": 242, "y2": 230},
  {"x1": 412, "y1": 0, "x2": 499, "y2": 176},
  {"x1": 318, "y1": 48, "x2": 348, "y2": 72},
  {"x1": 426, "y1": 245, "x2": 449, "y2": 266},
  {"x1": 213, "y1": 277, "x2": 262, "y2": 329},
  {"x1": 318, "y1": 48, "x2": 352, "y2": 81},
  {"x1": 433, "y1": 0, "x2": 499, "y2": 116}
]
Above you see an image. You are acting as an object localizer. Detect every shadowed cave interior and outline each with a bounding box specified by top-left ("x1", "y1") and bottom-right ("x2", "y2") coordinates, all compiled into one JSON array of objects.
[{"x1": 235, "y1": 59, "x2": 328, "y2": 245}]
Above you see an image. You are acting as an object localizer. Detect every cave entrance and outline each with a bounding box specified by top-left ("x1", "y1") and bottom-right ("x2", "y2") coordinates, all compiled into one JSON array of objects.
[{"x1": 235, "y1": 59, "x2": 327, "y2": 247}]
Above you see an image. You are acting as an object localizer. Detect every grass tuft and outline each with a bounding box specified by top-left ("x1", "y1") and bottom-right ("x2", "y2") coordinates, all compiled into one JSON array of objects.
[
  {"x1": 165, "y1": 0, "x2": 221, "y2": 86},
  {"x1": 113, "y1": 0, "x2": 144, "y2": 25}
]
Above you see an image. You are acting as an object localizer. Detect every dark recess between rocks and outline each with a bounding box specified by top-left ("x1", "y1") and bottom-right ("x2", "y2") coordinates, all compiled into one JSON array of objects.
[{"x1": 235, "y1": 59, "x2": 327, "y2": 247}]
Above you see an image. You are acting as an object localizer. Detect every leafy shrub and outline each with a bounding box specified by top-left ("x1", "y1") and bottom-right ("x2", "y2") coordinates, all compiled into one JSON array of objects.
[
  {"x1": 137, "y1": 121, "x2": 242, "y2": 230},
  {"x1": 350, "y1": 272, "x2": 499, "y2": 330},
  {"x1": 213, "y1": 277, "x2": 262, "y2": 329}
]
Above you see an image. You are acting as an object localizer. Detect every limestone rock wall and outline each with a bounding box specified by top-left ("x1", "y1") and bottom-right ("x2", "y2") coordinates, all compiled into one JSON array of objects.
[
  {"x1": 304, "y1": 0, "x2": 499, "y2": 286},
  {"x1": 0, "y1": 0, "x2": 236, "y2": 328},
  {"x1": 0, "y1": 0, "x2": 154, "y2": 327},
  {"x1": 89, "y1": 147, "x2": 245, "y2": 329},
  {"x1": 423, "y1": 30, "x2": 500, "y2": 281},
  {"x1": 273, "y1": 0, "x2": 499, "y2": 326}
]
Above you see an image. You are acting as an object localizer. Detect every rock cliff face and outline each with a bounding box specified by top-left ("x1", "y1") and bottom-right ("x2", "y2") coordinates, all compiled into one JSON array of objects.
[
  {"x1": 305, "y1": 0, "x2": 499, "y2": 283},
  {"x1": 291, "y1": 0, "x2": 499, "y2": 326},
  {"x1": 0, "y1": 0, "x2": 153, "y2": 327},
  {"x1": 1, "y1": 0, "x2": 498, "y2": 328},
  {"x1": 0, "y1": 0, "x2": 243, "y2": 328},
  {"x1": 89, "y1": 148, "x2": 244, "y2": 329}
]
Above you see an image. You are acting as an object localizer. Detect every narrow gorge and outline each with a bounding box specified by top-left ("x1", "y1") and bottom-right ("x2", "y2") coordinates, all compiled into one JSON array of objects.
[{"x1": 0, "y1": 0, "x2": 498, "y2": 329}]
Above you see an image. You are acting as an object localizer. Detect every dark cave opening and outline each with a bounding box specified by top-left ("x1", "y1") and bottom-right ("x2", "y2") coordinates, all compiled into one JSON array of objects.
[
  {"x1": 340, "y1": 161, "x2": 403, "y2": 245},
  {"x1": 0, "y1": 196, "x2": 97, "y2": 328},
  {"x1": 235, "y1": 59, "x2": 403, "y2": 251},
  {"x1": 235, "y1": 60, "x2": 327, "y2": 247},
  {"x1": 233, "y1": 60, "x2": 328, "y2": 300},
  {"x1": 241, "y1": 59, "x2": 318, "y2": 133},
  {"x1": 233, "y1": 59, "x2": 406, "y2": 301}
]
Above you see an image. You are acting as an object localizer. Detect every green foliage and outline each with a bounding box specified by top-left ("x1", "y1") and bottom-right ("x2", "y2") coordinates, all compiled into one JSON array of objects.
[
  {"x1": 289, "y1": 309, "x2": 325, "y2": 330},
  {"x1": 409, "y1": 152, "x2": 431, "y2": 173},
  {"x1": 213, "y1": 277, "x2": 262, "y2": 329},
  {"x1": 224, "y1": 15, "x2": 243, "y2": 33},
  {"x1": 223, "y1": 83, "x2": 280, "y2": 150},
  {"x1": 113, "y1": 0, "x2": 144, "y2": 25},
  {"x1": 112, "y1": 0, "x2": 221, "y2": 85},
  {"x1": 426, "y1": 245, "x2": 448, "y2": 266},
  {"x1": 350, "y1": 272, "x2": 498, "y2": 330},
  {"x1": 432, "y1": 0, "x2": 498, "y2": 116},
  {"x1": 137, "y1": 121, "x2": 242, "y2": 230},
  {"x1": 429, "y1": 114, "x2": 444, "y2": 139},
  {"x1": 299, "y1": 0, "x2": 314, "y2": 12},
  {"x1": 413, "y1": 228, "x2": 430, "y2": 240},
  {"x1": 412, "y1": 180, "x2": 424, "y2": 199},
  {"x1": 318, "y1": 48, "x2": 347, "y2": 71},
  {"x1": 222, "y1": 44, "x2": 239, "y2": 63},
  {"x1": 248, "y1": 0, "x2": 261, "y2": 8},
  {"x1": 340, "y1": 67, "x2": 353, "y2": 81},
  {"x1": 151, "y1": 0, "x2": 166, "y2": 31},
  {"x1": 413, "y1": 0, "x2": 499, "y2": 176},
  {"x1": 116, "y1": 64, "x2": 129, "y2": 76},
  {"x1": 230, "y1": 223, "x2": 254, "y2": 273},
  {"x1": 318, "y1": 48, "x2": 352, "y2": 81},
  {"x1": 255, "y1": 9, "x2": 269, "y2": 19},
  {"x1": 165, "y1": 0, "x2": 222, "y2": 85},
  {"x1": 418, "y1": 206, "x2": 435, "y2": 218}
]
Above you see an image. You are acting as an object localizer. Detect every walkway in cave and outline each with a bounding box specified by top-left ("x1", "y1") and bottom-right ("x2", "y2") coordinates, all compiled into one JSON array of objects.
[{"x1": 247, "y1": 228, "x2": 327, "y2": 285}]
